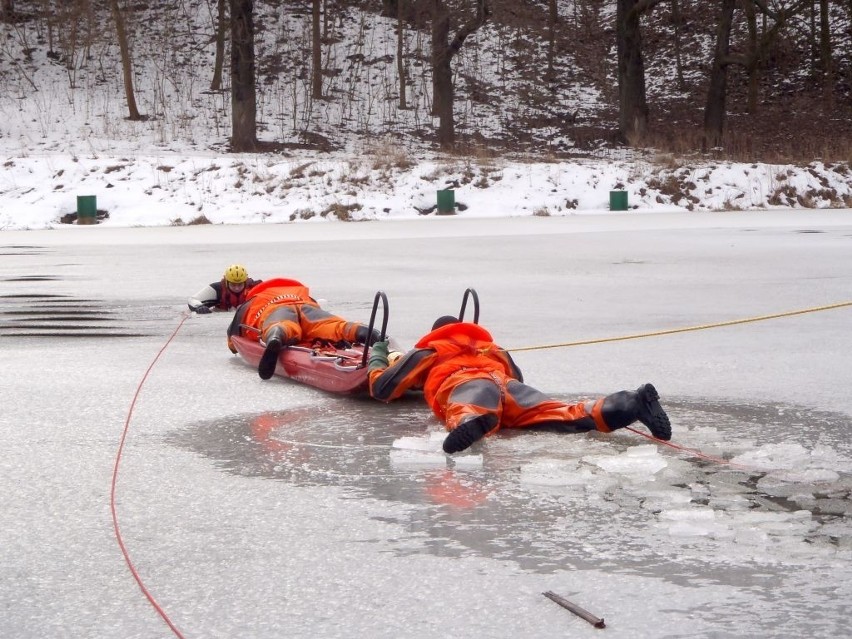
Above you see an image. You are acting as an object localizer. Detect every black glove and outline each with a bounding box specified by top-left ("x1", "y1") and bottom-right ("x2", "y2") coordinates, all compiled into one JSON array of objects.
[
  {"x1": 355, "y1": 326, "x2": 382, "y2": 345},
  {"x1": 195, "y1": 305, "x2": 212, "y2": 314},
  {"x1": 368, "y1": 340, "x2": 390, "y2": 372}
]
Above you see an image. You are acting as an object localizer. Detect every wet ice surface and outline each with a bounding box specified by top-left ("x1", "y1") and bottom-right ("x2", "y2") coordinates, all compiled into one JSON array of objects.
[
  {"x1": 163, "y1": 394, "x2": 852, "y2": 637},
  {"x1": 2, "y1": 215, "x2": 852, "y2": 638},
  {"x1": 170, "y1": 396, "x2": 852, "y2": 566}
]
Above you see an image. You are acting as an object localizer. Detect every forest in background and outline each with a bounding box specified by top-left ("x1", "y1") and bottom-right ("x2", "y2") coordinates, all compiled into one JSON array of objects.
[{"x1": 1, "y1": 0, "x2": 851, "y2": 162}]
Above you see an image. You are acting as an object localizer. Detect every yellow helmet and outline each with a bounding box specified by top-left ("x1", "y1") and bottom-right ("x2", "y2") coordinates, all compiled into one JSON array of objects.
[{"x1": 223, "y1": 264, "x2": 249, "y2": 284}]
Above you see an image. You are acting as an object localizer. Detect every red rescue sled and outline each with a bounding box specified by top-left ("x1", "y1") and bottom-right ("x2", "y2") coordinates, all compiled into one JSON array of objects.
[{"x1": 231, "y1": 291, "x2": 388, "y2": 395}]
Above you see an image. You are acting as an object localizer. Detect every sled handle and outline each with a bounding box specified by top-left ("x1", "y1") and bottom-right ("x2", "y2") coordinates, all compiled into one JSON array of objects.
[
  {"x1": 458, "y1": 288, "x2": 479, "y2": 324},
  {"x1": 360, "y1": 290, "x2": 389, "y2": 368}
]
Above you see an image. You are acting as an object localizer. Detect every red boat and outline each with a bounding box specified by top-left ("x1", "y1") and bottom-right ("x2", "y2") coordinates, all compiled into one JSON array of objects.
[
  {"x1": 231, "y1": 335, "x2": 372, "y2": 394},
  {"x1": 231, "y1": 291, "x2": 389, "y2": 395}
]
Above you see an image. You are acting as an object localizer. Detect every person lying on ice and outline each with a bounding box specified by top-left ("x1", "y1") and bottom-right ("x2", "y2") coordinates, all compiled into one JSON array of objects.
[
  {"x1": 227, "y1": 277, "x2": 381, "y2": 380},
  {"x1": 188, "y1": 263, "x2": 262, "y2": 314},
  {"x1": 367, "y1": 315, "x2": 672, "y2": 454}
]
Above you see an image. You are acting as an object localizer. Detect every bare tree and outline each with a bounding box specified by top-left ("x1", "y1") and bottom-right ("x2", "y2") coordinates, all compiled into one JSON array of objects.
[
  {"x1": 1, "y1": 0, "x2": 14, "y2": 22},
  {"x1": 430, "y1": 0, "x2": 490, "y2": 149},
  {"x1": 704, "y1": 0, "x2": 811, "y2": 146},
  {"x1": 742, "y1": 0, "x2": 759, "y2": 113},
  {"x1": 818, "y1": 0, "x2": 833, "y2": 107},
  {"x1": 107, "y1": 0, "x2": 142, "y2": 120},
  {"x1": 670, "y1": 0, "x2": 686, "y2": 91},
  {"x1": 231, "y1": 0, "x2": 257, "y2": 151},
  {"x1": 398, "y1": 0, "x2": 407, "y2": 109},
  {"x1": 545, "y1": 0, "x2": 558, "y2": 84},
  {"x1": 211, "y1": 0, "x2": 227, "y2": 91},
  {"x1": 382, "y1": 0, "x2": 398, "y2": 17},
  {"x1": 615, "y1": 0, "x2": 663, "y2": 143},
  {"x1": 703, "y1": 0, "x2": 736, "y2": 147},
  {"x1": 311, "y1": 0, "x2": 322, "y2": 99}
]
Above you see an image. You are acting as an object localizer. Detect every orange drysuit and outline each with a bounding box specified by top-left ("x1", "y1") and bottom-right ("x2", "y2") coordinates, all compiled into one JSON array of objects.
[
  {"x1": 227, "y1": 278, "x2": 367, "y2": 349},
  {"x1": 369, "y1": 322, "x2": 609, "y2": 438}
]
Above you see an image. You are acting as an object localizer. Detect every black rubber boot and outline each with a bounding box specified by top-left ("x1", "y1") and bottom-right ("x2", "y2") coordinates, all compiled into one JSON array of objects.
[
  {"x1": 634, "y1": 383, "x2": 672, "y2": 440},
  {"x1": 599, "y1": 383, "x2": 672, "y2": 440},
  {"x1": 443, "y1": 415, "x2": 495, "y2": 454},
  {"x1": 258, "y1": 326, "x2": 284, "y2": 380}
]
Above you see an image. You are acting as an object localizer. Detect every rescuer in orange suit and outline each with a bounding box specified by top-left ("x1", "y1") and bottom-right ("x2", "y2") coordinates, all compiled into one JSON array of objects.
[
  {"x1": 227, "y1": 277, "x2": 380, "y2": 379},
  {"x1": 368, "y1": 316, "x2": 672, "y2": 454}
]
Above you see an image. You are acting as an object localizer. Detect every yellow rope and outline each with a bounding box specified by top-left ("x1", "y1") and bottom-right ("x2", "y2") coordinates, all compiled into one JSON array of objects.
[{"x1": 508, "y1": 301, "x2": 852, "y2": 353}]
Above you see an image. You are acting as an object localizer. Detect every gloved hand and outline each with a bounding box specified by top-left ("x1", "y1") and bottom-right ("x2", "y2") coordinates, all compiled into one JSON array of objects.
[
  {"x1": 368, "y1": 340, "x2": 390, "y2": 372},
  {"x1": 195, "y1": 305, "x2": 212, "y2": 314},
  {"x1": 355, "y1": 325, "x2": 382, "y2": 346}
]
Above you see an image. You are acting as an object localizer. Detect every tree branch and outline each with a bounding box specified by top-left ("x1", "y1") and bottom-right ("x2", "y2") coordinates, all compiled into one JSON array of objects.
[
  {"x1": 449, "y1": 0, "x2": 491, "y2": 55},
  {"x1": 628, "y1": 0, "x2": 665, "y2": 20}
]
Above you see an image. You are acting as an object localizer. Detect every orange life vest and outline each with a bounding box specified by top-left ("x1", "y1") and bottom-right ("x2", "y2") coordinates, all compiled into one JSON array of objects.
[
  {"x1": 241, "y1": 278, "x2": 313, "y2": 328},
  {"x1": 415, "y1": 322, "x2": 513, "y2": 410},
  {"x1": 217, "y1": 278, "x2": 258, "y2": 310}
]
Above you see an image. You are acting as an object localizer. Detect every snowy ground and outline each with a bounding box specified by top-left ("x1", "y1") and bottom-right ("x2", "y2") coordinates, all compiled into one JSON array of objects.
[
  {"x1": 4, "y1": 153, "x2": 852, "y2": 231},
  {"x1": 2, "y1": 212, "x2": 851, "y2": 638}
]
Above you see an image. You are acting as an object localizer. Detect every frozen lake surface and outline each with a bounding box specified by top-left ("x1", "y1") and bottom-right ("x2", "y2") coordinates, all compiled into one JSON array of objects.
[{"x1": 2, "y1": 212, "x2": 851, "y2": 638}]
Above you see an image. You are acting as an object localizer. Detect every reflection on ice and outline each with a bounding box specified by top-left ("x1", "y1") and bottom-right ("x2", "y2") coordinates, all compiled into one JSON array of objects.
[{"x1": 168, "y1": 395, "x2": 852, "y2": 573}]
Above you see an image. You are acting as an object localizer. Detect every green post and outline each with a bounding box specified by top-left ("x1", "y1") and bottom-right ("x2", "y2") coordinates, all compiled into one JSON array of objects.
[
  {"x1": 609, "y1": 190, "x2": 628, "y2": 211},
  {"x1": 436, "y1": 189, "x2": 455, "y2": 215},
  {"x1": 77, "y1": 195, "x2": 97, "y2": 225}
]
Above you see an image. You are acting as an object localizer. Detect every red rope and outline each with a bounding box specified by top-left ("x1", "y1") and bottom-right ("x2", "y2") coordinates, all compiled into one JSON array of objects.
[
  {"x1": 111, "y1": 314, "x2": 189, "y2": 639},
  {"x1": 625, "y1": 426, "x2": 751, "y2": 470}
]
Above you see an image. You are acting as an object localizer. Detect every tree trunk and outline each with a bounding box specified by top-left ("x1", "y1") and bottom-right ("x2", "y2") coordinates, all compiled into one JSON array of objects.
[
  {"x1": 382, "y1": 0, "x2": 398, "y2": 18},
  {"x1": 703, "y1": 0, "x2": 736, "y2": 148},
  {"x1": 671, "y1": 0, "x2": 685, "y2": 90},
  {"x1": 397, "y1": 0, "x2": 407, "y2": 110},
  {"x1": 809, "y1": 0, "x2": 817, "y2": 71},
  {"x1": 744, "y1": 0, "x2": 759, "y2": 113},
  {"x1": 431, "y1": 0, "x2": 453, "y2": 149},
  {"x1": 108, "y1": 0, "x2": 142, "y2": 120},
  {"x1": 430, "y1": 0, "x2": 490, "y2": 150},
  {"x1": 819, "y1": 0, "x2": 833, "y2": 107},
  {"x1": 323, "y1": 0, "x2": 329, "y2": 37},
  {"x1": 211, "y1": 0, "x2": 226, "y2": 91},
  {"x1": 311, "y1": 0, "x2": 322, "y2": 99},
  {"x1": 1, "y1": 0, "x2": 14, "y2": 22},
  {"x1": 546, "y1": 0, "x2": 557, "y2": 84},
  {"x1": 616, "y1": 0, "x2": 649, "y2": 142},
  {"x1": 230, "y1": 0, "x2": 257, "y2": 151}
]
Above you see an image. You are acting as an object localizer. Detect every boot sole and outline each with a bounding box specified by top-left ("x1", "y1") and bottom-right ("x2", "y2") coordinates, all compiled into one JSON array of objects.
[
  {"x1": 442, "y1": 415, "x2": 493, "y2": 454},
  {"x1": 636, "y1": 383, "x2": 672, "y2": 441},
  {"x1": 258, "y1": 340, "x2": 282, "y2": 380}
]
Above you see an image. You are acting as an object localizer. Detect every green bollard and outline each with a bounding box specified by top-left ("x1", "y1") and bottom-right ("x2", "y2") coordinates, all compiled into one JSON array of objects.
[
  {"x1": 436, "y1": 189, "x2": 456, "y2": 215},
  {"x1": 77, "y1": 195, "x2": 97, "y2": 225},
  {"x1": 609, "y1": 191, "x2": 628, "y2": 211}
]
